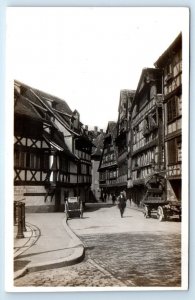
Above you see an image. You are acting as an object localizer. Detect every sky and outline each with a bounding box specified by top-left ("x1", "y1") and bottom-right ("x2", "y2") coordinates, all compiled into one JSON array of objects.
[{"x1": 6, "y1": 7, "x2": 188, "y2": 130}]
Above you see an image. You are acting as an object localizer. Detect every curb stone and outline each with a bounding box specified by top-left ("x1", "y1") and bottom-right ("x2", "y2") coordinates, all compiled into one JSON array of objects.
[
  {"x1": 63, "y1": 217, "x2": 85, "y2": 247},
  {"x1": 14, "y1": 217, "x2": 85, "y2": 280},
  {"x1": 14, "y1": 223, "x2": 40, "y2": 259}
]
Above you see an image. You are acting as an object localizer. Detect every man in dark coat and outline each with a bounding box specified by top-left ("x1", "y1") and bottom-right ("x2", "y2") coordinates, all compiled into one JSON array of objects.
[{"x1": 117, "y1": 191, "x2": 126, "y2": 218}]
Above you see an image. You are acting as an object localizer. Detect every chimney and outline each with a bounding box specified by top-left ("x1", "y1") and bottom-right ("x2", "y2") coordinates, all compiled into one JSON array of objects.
[
  {"x1": 85, "y1": 125, "x2": 88, "y2": 134},
  {"x1": 100, "y1": 129, "x2": 103, "y2": 133}
]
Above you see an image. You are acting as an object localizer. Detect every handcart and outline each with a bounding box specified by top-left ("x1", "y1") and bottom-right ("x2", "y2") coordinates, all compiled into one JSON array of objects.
[{"x1": 64, "y1": 196, "x2": 83, "y2": 220}]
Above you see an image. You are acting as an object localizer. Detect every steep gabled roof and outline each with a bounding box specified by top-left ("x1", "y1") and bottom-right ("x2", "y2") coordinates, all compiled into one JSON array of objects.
[
  {"x1": 14, "y1": 80, "x2": 81, "y2": 136},
  {"x1": 14, "y1": 80, "x2": 93, "y2": 159},
  {"x1": 118, "y1": 89, "x2": 135, "y2": 112},
  {"x1": 15, "y1": 80, "x2": 73, "y2": 115},
  {"x1": 106, "y1": 121, "x2": 117, "y2": 140},
  {"x1": 14, "y1": 90, "x2": 45, "y2": 122},
  {"x1": 131, "y1": 68, "x2": 162, "y2": 116},
  {"x1": 154, "y1": 32, "x2": 182, "y2": 68}
]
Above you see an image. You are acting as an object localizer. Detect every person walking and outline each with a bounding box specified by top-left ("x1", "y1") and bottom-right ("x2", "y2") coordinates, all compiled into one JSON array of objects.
[
  {"x1": 117, "y1": 191, "x2": 127, "y2": 218},
  {"x1": 112, "y1": 193, "x2": 116, "y2": 205}
]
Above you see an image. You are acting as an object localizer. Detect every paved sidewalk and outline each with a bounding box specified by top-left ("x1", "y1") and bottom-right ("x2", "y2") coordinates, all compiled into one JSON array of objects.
[{"x1": 14, "y1": 213, "x2": 85, "y2": 280}]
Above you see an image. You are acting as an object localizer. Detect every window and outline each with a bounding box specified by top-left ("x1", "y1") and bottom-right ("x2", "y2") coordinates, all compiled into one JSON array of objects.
[
  {"x1": 167, "y1": 137, "x2": 182, "y2": 164},
  {"x1": 167, "y1": 97, "x2": 177, "y2": 123},
  {"x1": 177, "y1": 139, "x2": 182, "y2": 162},
  {"x1": 165, "y1": 63, "x2": 173, "y2": 76},
  {"x1": 178, "y1": 95, "x2": 182, "y2": 116},
  {"x1": 87, "y1": 165, "x2": 91, "y2": 175},
  {"x1": 14, "y1": 150, "x2": 42, "y2": 170},
  {"x1": 100, "y1": 172, "x2": 106, "y2": 181},
  {"x1": 167, "y1": 95, "x2": 181, "y2": 123},
  {"x1": 167, "y1": 139, "x2": 176, "y2": 164},
  {"x1": 81, "y1": 163, "x2": 87, "y2": 174},
  {"x1": 42, "y1": 153, "x2": 49, "y2": 170},
  {"x1": 14, "y1": 150, "x2": 19, "y2": 167},
  {"x1": 26, "y1": 153, "x2": 30, "y2": 168},
  {"x1": 60, "y1": 157, "x2": 69, "y2": 172},
  {"x1": 77, "y1": 163, "x2": 81, "y2": 174}
]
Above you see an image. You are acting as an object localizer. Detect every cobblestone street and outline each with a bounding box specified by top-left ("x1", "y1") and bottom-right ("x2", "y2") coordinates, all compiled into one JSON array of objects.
[
  {"x1": 14, "y1": 205, "x2": 181, "y2": 287},
  {"x1": 14, "y1": 232, "x2": 181, "y2": 287},
  {"x1": 82, "y1": 232, "x2": 181, "y2": 287}
]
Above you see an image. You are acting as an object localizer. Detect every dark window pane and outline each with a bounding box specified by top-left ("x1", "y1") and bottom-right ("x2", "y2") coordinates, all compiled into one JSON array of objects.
[{"x1": 167, "y1": 139, "x2": 176, "y2": 164}]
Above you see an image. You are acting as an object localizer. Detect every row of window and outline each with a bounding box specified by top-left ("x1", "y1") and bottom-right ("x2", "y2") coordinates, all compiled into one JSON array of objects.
[
  {"x1": 164, "y1": 53, "x2": 182, "y2": 79},
  {"x1": 132, "y1": 99, "x2": 156, "y2": 126},
  {"x1": 14, "y1": 150, "x2": 94, "y2": 175},
  {"x1": 132, "y1": 166, "x2": 154, "y2": 180},
  {"x1": 77, "y1": 163, "x2": 91, "y2": 175},
  {"x1": 74, "y1": 149, "x2": 91, "y2": 161},
  {"x1": 164, "y1": 74, "x2": 182, "y2": 96},
  {"x1": 102, "y1": 152, "x2": 116, "y2": 164},
  {"x1": 99, "y1": 169, "x2": 118, "y2": 181},
  {"x1": 15, "y1": 148, "x2": 93, "y2": 172},
  {"x1": 132, "y1": 148, "x2": 156, "y2": 169},
  {"x1": 14, "y1": 150, "x2": 49, "y2": 170},
  {"x1": 132, "y1": 133, "x2": 157, "y2": 152},
  {"x1": 132, "y1": 119, "x2": 158, "y2": 150}
]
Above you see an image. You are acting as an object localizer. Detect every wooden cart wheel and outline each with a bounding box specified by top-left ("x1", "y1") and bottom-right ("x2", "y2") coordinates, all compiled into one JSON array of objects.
[{"x1": 157, "y1": 206, "x2": 164, "y2": 222}]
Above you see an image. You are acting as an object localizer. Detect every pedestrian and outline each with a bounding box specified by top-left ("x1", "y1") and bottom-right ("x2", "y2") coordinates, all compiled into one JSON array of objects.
[
  {"x1": 104, "y1": 193, "x2": 107, "y2": 202},
  {"x1": 112, "y1": 193, "x2": 116, "y2": 205},
  {"x1": 117, "y1": 191, "x2": 127, "y2": 218},
  {"x1": 102, "y1": 193, "x2": 105, "y2": 202}
]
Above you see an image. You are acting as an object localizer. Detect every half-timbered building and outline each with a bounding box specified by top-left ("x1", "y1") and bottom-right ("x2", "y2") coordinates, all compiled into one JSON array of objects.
[
  {"x1": 129, "y1": 68, "x2": 164, "y2": 206},
  {"x1": 14, "y1": 80, "x2": 92, "y2": 212},
  {"x1": 154, "y1": 33, "x2": 182, "y2": 203},
  {"x1": 98, "y1": 122, "x2": 118, "y2": 201},
  {"x1": 115, "y1": 90, "x2": 135, "y2": 195},
  {"x1": 90, "y1": 128, "x2": 105, "y2": 202}
]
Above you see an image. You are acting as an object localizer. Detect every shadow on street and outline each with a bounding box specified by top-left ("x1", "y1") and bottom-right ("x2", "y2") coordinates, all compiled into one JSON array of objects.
[{"x1": 84, "y1": 203, "x2": 114, "y2": 212}]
